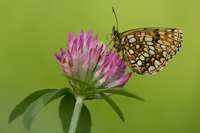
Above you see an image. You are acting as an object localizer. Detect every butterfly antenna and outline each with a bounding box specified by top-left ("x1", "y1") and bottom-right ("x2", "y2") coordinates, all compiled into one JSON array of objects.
[{"x1": 112, "y1": 6, "x2": 118, "y2": 31}]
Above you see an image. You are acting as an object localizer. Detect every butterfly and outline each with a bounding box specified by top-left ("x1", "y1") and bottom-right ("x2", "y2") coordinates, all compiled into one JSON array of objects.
[{"x1": 111, "y1": 7, "x2": 183, "y2": 75}]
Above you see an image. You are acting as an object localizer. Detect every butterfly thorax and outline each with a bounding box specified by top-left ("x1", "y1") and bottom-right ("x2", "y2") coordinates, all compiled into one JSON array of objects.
[{"x1": 112, "y1": 26, "x2": 123, "y2": 52}]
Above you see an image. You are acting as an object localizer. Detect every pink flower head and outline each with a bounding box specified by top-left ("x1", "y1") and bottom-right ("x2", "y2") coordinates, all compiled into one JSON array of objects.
[{"x1": 55, "y1": 30, "x2": 132, "y2": 99}]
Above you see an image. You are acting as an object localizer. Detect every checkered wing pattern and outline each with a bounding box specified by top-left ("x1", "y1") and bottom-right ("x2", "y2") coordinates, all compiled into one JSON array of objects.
[{"x1": 114, "y1": 28, "x2": 183, "y2": 75}]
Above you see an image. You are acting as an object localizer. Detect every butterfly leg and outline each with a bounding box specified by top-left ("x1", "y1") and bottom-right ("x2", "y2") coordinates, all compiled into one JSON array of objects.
[
  {"x1": 106, "y1": 38, "x2": 113, "y2": 46},
  {"x1": 117, "y1": 52, "x2": 123, "y2": 58},
  {"x1": 106, "y1": 39, "x2": 115, "y2": 51}
]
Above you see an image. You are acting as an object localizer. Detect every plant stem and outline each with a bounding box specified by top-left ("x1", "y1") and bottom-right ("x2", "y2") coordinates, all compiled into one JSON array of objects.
[{"x1": 68, "y1": 97, "x2": 84, "y2": 133}]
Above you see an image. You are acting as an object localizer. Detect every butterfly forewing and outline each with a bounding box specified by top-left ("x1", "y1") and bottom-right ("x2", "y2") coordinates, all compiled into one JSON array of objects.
[{"x1": 114, "y1": 27, "x2": 183, "y2": 75}]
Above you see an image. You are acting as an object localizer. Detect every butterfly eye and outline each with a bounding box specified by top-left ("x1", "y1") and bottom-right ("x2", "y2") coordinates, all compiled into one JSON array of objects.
[{"x1": 114, "y1": 30, "x2": 118, "y2": 36}]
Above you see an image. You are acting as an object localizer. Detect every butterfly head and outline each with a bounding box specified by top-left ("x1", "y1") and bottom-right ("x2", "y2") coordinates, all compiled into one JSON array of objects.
[{"x1": 112, "y1": 26, "x2": 119, "y2": 36}]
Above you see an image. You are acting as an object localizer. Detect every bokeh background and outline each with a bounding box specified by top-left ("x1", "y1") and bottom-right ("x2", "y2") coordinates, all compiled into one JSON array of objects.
[{"x1": 1, "y1": 0, "x2": 200, "y2": 133}]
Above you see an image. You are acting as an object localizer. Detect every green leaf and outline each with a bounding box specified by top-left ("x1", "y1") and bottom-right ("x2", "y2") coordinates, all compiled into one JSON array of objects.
[
  {"x1": 59, "y1": 93, "x2": 75, "y2": 133},
  {"x1": 63, "y1": 74, "x2": 96, "y2": 89},
  {"x1": 98, "y1": 88, "x2": 146, "y2": 102},
  {"x1": 23, "y1": 88, "x2": 68, "y2": 130},
  {"x1": 59, "y1": 93, "x2": 91, "y2": 133},
  {"x1": 9, "y1": 89, "x2": 57, "y2": 123},
  {"x1": 99, "y1": 92, "x2": 124, "y2": 122}
]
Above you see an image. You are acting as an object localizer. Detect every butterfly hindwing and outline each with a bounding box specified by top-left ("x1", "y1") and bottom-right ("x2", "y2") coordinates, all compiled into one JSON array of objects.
[
  {"x1": 114, "y1": 27, "x2": 183, "y2": 75},
  {"x1": 120, "y1": 27, "x2": 183, "y2": 58}
]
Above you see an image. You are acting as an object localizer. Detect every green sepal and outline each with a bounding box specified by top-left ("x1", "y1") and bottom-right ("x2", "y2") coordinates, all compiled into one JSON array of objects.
[
  {"x1": 98, "y1": 88, "x2": 146, "y2": 102},
  {"x1": 63, "y1": 74, "x2": 96, "y2": 89},
  {"x1": 9, "y1": 88, "x2": 57, "y2": 123},
  {"x1": 22, "y1": 88, "x2": 69, "y2": 130},
  {"x1": 99, "y1": 92, "x2": 124, "y2": 122},
  {"x1": 59, "y1": 93, "x2": 91, "y2": 133}
]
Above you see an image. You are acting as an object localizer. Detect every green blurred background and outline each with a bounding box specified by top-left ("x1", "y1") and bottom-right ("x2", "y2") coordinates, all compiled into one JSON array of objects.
[{"x1": 1, "y1": 0, "x2": 200, "y2": 133}]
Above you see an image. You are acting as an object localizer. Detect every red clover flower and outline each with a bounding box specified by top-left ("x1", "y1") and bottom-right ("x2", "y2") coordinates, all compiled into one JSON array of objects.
[{"x1": 55, "y1": 30, "x2": 132, "y2": 99}]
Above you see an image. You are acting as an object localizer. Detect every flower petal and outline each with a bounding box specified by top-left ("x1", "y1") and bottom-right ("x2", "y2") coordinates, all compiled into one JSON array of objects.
[
  {"x1": 68, "y1": 32, "x2": 76, "y2": 48},
  {"x1": 54, "y1": 53, "x2": 62, "y2": 61},
  {"x1": 105, "y1": 72, "x2": 132, "y2": 88}
]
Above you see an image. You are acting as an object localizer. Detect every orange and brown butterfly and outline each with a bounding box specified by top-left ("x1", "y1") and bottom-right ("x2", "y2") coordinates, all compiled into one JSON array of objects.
[{"x1": 110, "y1": 7, "x2": 183, "y2": 75}]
